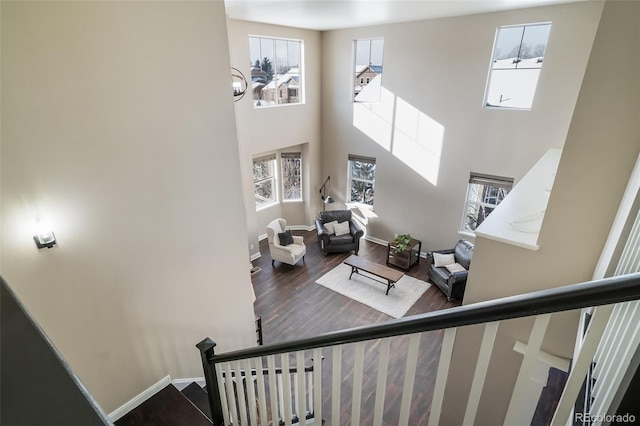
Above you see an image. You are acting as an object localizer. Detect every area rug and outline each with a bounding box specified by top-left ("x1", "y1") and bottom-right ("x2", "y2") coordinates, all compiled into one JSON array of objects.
[{"x1": 315, "y1": 263, "x2": 430, "y2": 319}]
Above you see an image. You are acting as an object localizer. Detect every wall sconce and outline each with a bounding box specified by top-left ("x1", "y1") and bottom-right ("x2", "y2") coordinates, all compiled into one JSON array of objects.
[
  {"x1": 319, "y1": 176, "x2": 335, "y2": 212},
  {"x1": 34, "y1": 230, "x2": 56, "y2": 249}
]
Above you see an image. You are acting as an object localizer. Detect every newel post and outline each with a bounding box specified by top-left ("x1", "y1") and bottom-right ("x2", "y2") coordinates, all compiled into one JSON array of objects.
[{"x1": 196, "y1": 338, "x2": 225, "y2": 425}]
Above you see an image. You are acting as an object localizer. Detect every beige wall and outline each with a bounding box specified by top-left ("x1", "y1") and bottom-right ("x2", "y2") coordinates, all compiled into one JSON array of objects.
[
  {"x1": 320, "y1": 2, "x2": 603, "y2": 249},
  {"x1": 227, "y1": 20, "x2": 322, "y2": 259},
  {"x1": 1, "y1": 1, "x2": 256, "y2": 413},
  {"x1": 442, "y1": 1, "x2": 640, "y2": 424}
]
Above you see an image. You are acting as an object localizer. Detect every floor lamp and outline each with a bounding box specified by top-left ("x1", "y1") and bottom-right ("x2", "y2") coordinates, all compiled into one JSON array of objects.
[{"x1": 320, "y1": 176, "x2": 335, "y2": 211}]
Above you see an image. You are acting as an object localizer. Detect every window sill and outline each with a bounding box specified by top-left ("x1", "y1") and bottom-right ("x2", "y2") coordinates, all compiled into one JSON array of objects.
[
  {"x1": 256, "y1": 202, "x2": 278, "y2": 212},
  {"x1": 282, "y1": 199, "x2": 304, "y2": 204},
  {"x1": 253, "y1": 101, "x2": 305, "y2": 110},
  {"x1": 457, "y1": 230, "x2": 476, "y2": 240}
]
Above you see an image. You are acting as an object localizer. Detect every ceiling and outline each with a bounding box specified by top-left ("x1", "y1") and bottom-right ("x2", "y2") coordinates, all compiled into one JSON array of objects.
[{"x1": 223, "y1": 0, "x2": 585, "y2": 31}]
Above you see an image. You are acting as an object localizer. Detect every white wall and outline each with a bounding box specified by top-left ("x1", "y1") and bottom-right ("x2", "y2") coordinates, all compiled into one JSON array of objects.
[
  {"x1": 1, "y1": 1, "x2": 256, "y2": 413},
  {"x1": 227, "y1": 20, "x2": 322, "y2": 258},
  {"x1": 442, "y1": 1, "x2": 640, "y2": 424},
  {"x1": 320, "y1": 2, "x2": 603, "y2": 249}
]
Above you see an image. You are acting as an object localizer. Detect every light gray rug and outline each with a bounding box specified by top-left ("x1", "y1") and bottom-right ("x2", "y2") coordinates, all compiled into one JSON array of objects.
[{"x1": 316, "y1": 263, "x2": 430, "y2": 319}]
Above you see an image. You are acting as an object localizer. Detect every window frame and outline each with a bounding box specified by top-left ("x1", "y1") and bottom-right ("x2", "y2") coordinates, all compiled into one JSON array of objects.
[
  {"x1": 281, "y1": 152, "x2": 303, "y2": 202},
  {"x1": 253, "y1": 154, "x2": 278, "y2": 210},
  {"x1": 460, "y1": 172, "x2": 514, "y2": 233},
  {"x1": 249, "y1": 35, "x2": 304, "y2": 108},
  {"x1": 483, "y1": 22, "x2": 552, "y2": 110},
  {"x1": 353, "y1": 38, "x2": 384, "y2": 103},
  {"x1": 347, "y1": 154, "x2": 376, "y2": 207}
]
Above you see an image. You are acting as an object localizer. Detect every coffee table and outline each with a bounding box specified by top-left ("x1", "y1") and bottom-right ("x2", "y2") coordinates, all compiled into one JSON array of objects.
[{"x1": 343, "y1": 254, "x2": 405, "y2": 295}]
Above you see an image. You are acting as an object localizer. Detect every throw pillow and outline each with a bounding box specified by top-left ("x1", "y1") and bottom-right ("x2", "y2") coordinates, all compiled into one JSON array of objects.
[
  {"x1": 278, "y1": 230, "x2": 294, "y2": 246},
  {"x1": 433, "y1": 252, "x2": 456, "y2": 268},
  {"x1": 445, "y1": 262, "x2": 466, "y2": 273},
  {"x1": 324, "y1": 220, "x2": 339, "y2": 235},
  {"x1": 334, "y1": 221, "x2": 351, "y2": 236}
]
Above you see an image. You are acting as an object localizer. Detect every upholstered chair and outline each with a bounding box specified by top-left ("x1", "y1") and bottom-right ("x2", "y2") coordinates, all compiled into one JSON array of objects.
[{"x1": 266, "y1": 218, "x2": 306, "y2": 267}]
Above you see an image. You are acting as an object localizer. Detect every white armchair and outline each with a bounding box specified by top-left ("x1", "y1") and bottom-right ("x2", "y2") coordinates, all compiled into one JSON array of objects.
[{"x1": 266, "y1": 218, "x2": 306, "y2": 267}]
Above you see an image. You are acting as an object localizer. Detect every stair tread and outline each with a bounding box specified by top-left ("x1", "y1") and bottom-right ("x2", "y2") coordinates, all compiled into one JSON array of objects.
[
  {"x1": 181, "y1": 382, "x2": 212, "y2": 420},
  {"x1": 114, "y1": 384, "x2": 211, "y2": 426}
]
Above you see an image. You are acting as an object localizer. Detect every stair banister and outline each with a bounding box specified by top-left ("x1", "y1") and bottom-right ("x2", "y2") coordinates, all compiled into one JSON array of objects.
[
  {"x1": 196, "y1": 338, "x2": 225, "y2": 425},
  {"x1": 204, "y1": 272, "x2": 640, "y2": 365},
  {"x1": 199, "y1": 271, "x2": 640, "y2": 425}
]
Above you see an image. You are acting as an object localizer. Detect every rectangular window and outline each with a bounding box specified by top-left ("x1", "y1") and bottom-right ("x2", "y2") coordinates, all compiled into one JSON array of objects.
[
  {"x1": 353, "y1": 38, "x2": 384, "y2": 103},
  {"x1": 249, "y1": 36, "x2": 302, "y2": 107},
  {"x1": 281, "y1": 152, "x2": 302, "y2": 201},
  {"x1": 253, "y1": 154, "x2": 277, "y2": 208},
  {"x1": 462, "y1": 173, "x2": 514, "y2": 232},
  {"x1": 348, "y1": 155, "x2": 376, "y2": 206},
  {"x1": 484, "y1": 23, "x2": 551, "y2": 109}
]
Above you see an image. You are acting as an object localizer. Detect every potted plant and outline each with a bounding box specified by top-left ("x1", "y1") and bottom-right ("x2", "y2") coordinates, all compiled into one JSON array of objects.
[{"x1": 393, "y1": 234, "x2": 412, "y2": 252}]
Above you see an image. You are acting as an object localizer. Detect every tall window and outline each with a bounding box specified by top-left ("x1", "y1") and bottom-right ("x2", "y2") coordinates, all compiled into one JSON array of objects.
[
  {"x1": 281, "y1": 152, "x2": 302, "y2": 201},
  {"x1": 353, "y1": 38, "x2": 384, "y2": 103},
  {"x1": 484, "y1": 23, "x2": 551, "y2": 109},
  {"x1": 462, "y1": 173, "x2": 514, "y2": 232},
  {"x1": 348, "y1": 155, "x2": 376, "y2": 206},
  {"x1": 253, "y1": 154, "x2": 277, "y2": 208},
  {"x1": 249, "y1": 36, "x2": 302, "y2": 107}
]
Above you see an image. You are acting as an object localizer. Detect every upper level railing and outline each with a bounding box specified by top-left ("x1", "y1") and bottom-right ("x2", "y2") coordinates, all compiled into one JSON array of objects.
[{"x1": 198, "y1": 272, "x2": 640, "y2": 426}]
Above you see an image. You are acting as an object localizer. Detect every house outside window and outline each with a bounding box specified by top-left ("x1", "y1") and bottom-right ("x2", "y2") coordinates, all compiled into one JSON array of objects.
[
  {"x1": 253, "y1": 154, "x2": 277, "y2": 208},
  {"x1": 281, "y1": 152, "x2": 302, "y2": 201},
  {"x1": 348, "y1": 155, "x2": 376, "y2": 206},
  {"x1": 249, "y1": 36, "x2": 302, "y2": 107},
  {"x1": 353, "y1": 38, "x2": 384, "y2": 103},
  {"x1": 461, "y1": 173, "x2": 514, "y2": 232},
  {"x1": 484, "y1": 23, "x2": 551, "y2": 109}
]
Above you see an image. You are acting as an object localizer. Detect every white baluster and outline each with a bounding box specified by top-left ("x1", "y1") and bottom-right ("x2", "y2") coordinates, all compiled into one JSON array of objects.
[
  {"x1": 463, "y1": 322, "x2": 499, "y2": 426},
  {"x1": 313, "y1": 347, "x2": 323, "y2": 426},
  {"x1": 504, "y1": 314, "x2": 551, "y2": 425},
  {"x1": 223, "y1": 361, "x2": 239, "y2": 426},
  {"x1": 243, "y1": 358, "x2": 258, "y2": 425},
  {"x1": 373, "y1": 337, "x2": 391, "y2": 426},
  {"x1": 351, "y1": 342, "x2": 365, "y2": 425},
  {"x1": 429, "y1": 328, "x2": 457, "y2": 426},
  {"x1": 253, "y1": 356, "x2": 268, "y2": 426},
  {"x1": 267, "y1": 355, "x2": 280, "y2": 425},
  {"x1": 399, "y1": 333, "x2": 421, "y2": 426},
  {"x1": 215, "y1": 363, "x2": 231, "y2": 426},
  {"x1": 551, "y1": 305, "x2": 614, "y2": 426},
  {"x1": 231, "y1": 360, "x2": 249, "y2": 426},
  {"x1": 281, "y1": 354, "x2": 293, "y2": 426},
  {"x1": 296, "y1": 351, "x2": 306, "y2": 422},
  {"x1": 332, "y1": 345, "x2": 342, "y2": 425}
]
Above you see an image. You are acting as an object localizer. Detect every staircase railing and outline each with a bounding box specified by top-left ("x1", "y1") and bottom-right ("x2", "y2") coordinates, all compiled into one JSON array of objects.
[{"x1": 198, "y1": 272, "x2": 640, "y2": 426}]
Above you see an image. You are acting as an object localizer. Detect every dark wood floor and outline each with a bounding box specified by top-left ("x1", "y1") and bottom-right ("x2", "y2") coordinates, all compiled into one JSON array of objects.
[{"x1": 251, "y1": 230, "x2": 460, "y2": 425}]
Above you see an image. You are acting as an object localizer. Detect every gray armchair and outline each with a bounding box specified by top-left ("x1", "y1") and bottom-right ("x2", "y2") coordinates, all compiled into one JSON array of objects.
[
  {"x1": 427, "y1": 240, "x2": 474, "y2": 301},
  {"x1": 315, "y1": 210, "x2": 364, "y2": 256}
]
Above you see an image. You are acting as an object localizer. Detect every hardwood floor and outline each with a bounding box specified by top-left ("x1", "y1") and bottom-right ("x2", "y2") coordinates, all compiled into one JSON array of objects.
[{"x1": 251, "y1": 230, "x2": 460, "y2": 425}]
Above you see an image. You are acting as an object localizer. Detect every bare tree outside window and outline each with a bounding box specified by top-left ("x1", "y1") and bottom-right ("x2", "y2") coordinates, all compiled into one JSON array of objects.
[
  {"x1": 462, "y1": 173, "x2": 513, "y2": 232},
  {"x1": 253, "y1": 155, "x2": 277, "y2": 207},
  {"x1": 281, "y1": 153, "x2": 302, "y2": 201},
  {"x1": 348, "y1": 156, "x2": 376, "y2": 206}
]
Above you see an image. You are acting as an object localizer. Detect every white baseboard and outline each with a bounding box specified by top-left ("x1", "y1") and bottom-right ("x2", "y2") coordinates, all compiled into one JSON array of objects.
[
  {"x1": 258, "y1": 233, "x2": 267, "y2": 241},
  {"x1": 288, "y1": 224, "x2": 315, "y2": 232},
  {"x1": 172, "y1": 377, "x2": 206, "y2": 391},
  {"x1": 109, "y1": 375, "x2": 171, "y2": 422},
  {"x1": 364, "y1": 235, "x2": 388, "y2": 246},
  {"x1": 250, "y1": 252, "x2": 262, "y2": 261}
]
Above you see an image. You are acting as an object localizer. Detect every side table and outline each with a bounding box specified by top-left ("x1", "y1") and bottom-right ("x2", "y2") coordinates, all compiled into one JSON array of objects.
[{"x1": 386, "y1": 238, "x2": 422, "y2": 271}]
